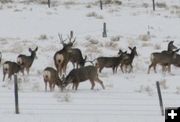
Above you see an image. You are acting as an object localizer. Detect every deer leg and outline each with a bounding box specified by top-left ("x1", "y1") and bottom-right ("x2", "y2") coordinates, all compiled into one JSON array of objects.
[
  {"x1": 52, "y1": 83, "x2": 56, "y2": 91},
  {"x1": 153, "y1": 64, "x2": 157, "y2": 73},
  {"x1": 72, "y1": 83, "x2": 75, "y2": 90},
  {"x1": 148, "y1": 63, "x2": 154, "y2": 74},
  {"x1": 96, "y1": 78, "x2": 105, "y2": 90},
  {"x1": 120, "y1": 64, "x2": 124, "y2": 73},
  {"x1": 49, "y1": 83, "x2": 53, "y2": 92},
  {"x1": 3, "y1": 72, "x2": 6, "y2": 81},
  {"x1": 129, "y1": 64, "x2": 133, "y2": 73},
  {"x1": 90, "y1": 80, "x2": 95, "y2": 90},
  {"x1": 44, "y1": 81, "x2": 47, "y2": 92},
  {"x1": 99, "y1": 67, "x2": 103, "y2": 73},
  {"x1": 168, "y1": 65, "x2": 171, "y2": 73},
  {"x1": 26, "y1": 68, "x2": 30, "y2": 75},
  {"x1": 75, "y1": 82, "x2": 79, "y2": 90},
  {"x1": 8, "y1": 73, "x2": 12, "y2": 81}
]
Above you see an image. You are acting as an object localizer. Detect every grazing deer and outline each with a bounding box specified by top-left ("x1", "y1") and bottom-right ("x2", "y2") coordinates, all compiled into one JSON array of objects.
[
  {"x1": 147, "y1": 49, "x2": 180, "y2": 74},
  {"x1": 120, "y1": 47, "x2": 138, "y2": 73},
  {"x1": 43, "y1": 67, "x2": 63, "y2": 92},
  {"x1": 17, "y1": 47, "x2": 38, "y2": 75},
  {"x1": 62, "y1": 65, "x2": 105, "y2": 90},
  {"x1": 3, "y1": 61, "x2": 22, "y2": 81},
  {"x1": 95, "y1": 49, "x2": 128, "y2": 74}
]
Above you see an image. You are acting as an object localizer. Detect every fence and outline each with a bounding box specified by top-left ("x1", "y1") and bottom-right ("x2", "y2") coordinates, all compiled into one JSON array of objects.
[{"x1": 0, "y1": 76, "x2": 180, "y2": 116}]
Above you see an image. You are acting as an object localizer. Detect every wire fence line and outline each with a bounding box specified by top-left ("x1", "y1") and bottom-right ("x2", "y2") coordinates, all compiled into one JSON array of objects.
[{"x1": 0, "y1": 86, "x2": 179, "y2": 116}]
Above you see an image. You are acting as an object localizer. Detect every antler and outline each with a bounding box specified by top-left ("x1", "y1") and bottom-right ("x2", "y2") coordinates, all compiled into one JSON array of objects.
[{"x1": 58, "y1": 33, "x2": 66, "y2": 45}]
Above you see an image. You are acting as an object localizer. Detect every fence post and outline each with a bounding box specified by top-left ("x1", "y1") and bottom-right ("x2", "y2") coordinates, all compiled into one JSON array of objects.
[
  {"x1": 48, "y1": 0, "x2": 50, "y2": 8},
  {"x1": 100, "y1": 0, "x2": 103, "y2": 10},
  {"x1": 14, "y1": 74, "x2": 19, "y2": 114},
  {"x1": 156, "y1": 81, "x2": 164, "y2": 116},
  {"x1": 70, "y1": 30, "x2": 74, "y2": 39},
  {"x1": 152, "y1": 0, "x2": 155, "y2": 11},
  {"x1": 102, "y1": 22, "x2": 107, "y2": 38}
]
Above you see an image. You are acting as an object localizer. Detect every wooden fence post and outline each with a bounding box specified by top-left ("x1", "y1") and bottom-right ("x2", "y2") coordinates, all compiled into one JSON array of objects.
[
  {"x1": 100, "y1": 0, "x2": 103, "y2": 10},
  {"x1": 102, "y1": 22, "x2": 107, "y2": 38},
  {"x1": 156, "y1": 81, "x2": 164, "y2": 116},
  {"x1": 152, "y1": 0, "x2": 155, "y2": 11},
  {"x1": 48, "y1": 0, "x2": 50, "y2": 8},
  {"x1": 14, "y1": 74, "x2": 19, "y2": 114},
  {"x1": 70, "y1": 30, "x2": 74, "y2": 39}
]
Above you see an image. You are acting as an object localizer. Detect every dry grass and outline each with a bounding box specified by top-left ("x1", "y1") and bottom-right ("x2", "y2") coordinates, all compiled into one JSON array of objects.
[
  {"x1": 110, "y1": 36, "x2": 120, "y2": 42},
  {"x1": 154, "y1": 44, "x2": 161, "y2": 50},
  {"x1": 104, "y1": 0, "x2": 122, "y2": 5},
  {"x1": 38, "y1": 34, "x2": 48, "y2": 40},
  {"x1": 138, "y1": 34, "x2": 150, "y2": 42},
  {"x1": 0, "y1": 0, "x2": 12, "y2": 4},
  {"x1": 86, "y1": 12, "x2": 104, "y2": 19},
  {"x1": 156, "y1": 2, "x2": 167, "y2": 9}
]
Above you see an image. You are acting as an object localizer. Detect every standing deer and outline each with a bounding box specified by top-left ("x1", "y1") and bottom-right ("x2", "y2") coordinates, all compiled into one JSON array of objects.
[
  {"x1": 95, "y1": 49, "x2": 128, "y2": 74},
  {"x1": 62, "y1": 65, "x2": 105, "y2": 90},
  {"x1": 69, "y1": 49, "x2": 87, "y2": 68},
  {"x1": 147, "y1": 49, "x2": 180, "y2": 74},
  {"x1": 161, "y1": 41, "x2": 177, "y2": 53},
  {"x1": 161, "y1": 41, "x2": 178, "y2": 71},
  {"x1": 54, "y1": 34, "x2": 75, "y2": 76},
  {"x1": 17, "y1": 47, "x2": 38, "y2": 75},
  {"x1": 120, "y1": 46, "x2": 138, "y2": 73},
  {"x1": 3, "y1": 61, "x2": 22, "y2": 81},
  {"x1": 54, "y1": 34, "x2": 86, "y2": 76},
  {"x1": 43, "y1": 67, "x2": 63, "y2": 92}
]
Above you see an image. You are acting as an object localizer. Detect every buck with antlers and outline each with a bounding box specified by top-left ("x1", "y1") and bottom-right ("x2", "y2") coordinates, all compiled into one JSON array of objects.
[
  {"x1": 3, "y1": 61, "x2": 23, "y2": 81},
  {"x1": 17, "y1": 47, "x2": 38, "y2": 75},
  {"x1": 54, "y1": 34, "x2": 86, "y2": 76}
]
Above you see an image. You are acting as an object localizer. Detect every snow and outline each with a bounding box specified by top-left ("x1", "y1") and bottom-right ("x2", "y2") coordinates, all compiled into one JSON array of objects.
[{"x1": 0, "y1": 0, "x2": 180, "y2": 122}]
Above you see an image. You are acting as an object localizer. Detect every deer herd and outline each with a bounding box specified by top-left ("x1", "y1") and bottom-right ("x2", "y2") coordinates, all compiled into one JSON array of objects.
[{"x1": 1, "y1": 34, "x2": 180, "y2": 92}]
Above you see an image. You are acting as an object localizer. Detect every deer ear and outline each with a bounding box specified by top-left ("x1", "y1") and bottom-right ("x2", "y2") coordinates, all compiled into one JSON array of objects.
[
  {"x1": 84, "y1": 55, "x2": 87, "y2": 60},
  {"x1": 35, "y1": 47, "x2": 38, "y2": 51},
  {"x1": 133, "y1": 46, "x2": 136, "y2": 50},
  {"x1": 128, "y1": 47, "x2": 132, "y2": 50},
  {"x1": 29, "y1": 48, "x2": 32, "y2": 52}
]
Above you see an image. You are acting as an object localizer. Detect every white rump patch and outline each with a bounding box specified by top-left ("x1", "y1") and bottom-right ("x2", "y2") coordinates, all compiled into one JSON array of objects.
[
  {"x1": 43, "y1": 70, "x2": 51, "y2": 80},
  {"x1": 150, "y1": 54, "x2": 154, "y2": 62},
  {"x1": 17, "y1": 57, "x2": 23, "y2": 64},
  {"x1": 3, "y1": 64, "x2": 10, "y2": 72},
  {"x1": 56, "y1": 54, "x2": 64, "y2": 65}
]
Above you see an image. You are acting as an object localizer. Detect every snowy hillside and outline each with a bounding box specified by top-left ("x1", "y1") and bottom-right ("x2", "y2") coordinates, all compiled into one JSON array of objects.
[{"x1": 0, "y1": 0, "x2": 180, "y2": 122}]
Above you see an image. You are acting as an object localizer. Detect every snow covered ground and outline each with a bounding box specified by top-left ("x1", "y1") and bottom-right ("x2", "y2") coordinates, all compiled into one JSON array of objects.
[{"x1": 0, "y1": 0, "x2": 180, "y2": 121}]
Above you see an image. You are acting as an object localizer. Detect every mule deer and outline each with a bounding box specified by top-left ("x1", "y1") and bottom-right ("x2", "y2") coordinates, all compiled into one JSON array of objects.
[
  {"x1": 147, "y1": 49, "x2": 180, "y2": 74},
  {"x1": 62, "y1": 65, "x2": 105, "y2": 90},
  {"x1": 96, "y1": 50, "x2": 128, "y2": 74},
  {"x1": 54, "y1": 34, "x2": 86, "y2": 75},
  {"x1": 120, "y1": 46, "x2": 138, "y2": 73},
  {"x1": 3, "y1": 61, "x2": 22, "y2": 81},
  {"x1": 54, "y1": 34, "x2": 75, "y2": 76},
  {"x1": 162, "y1": 41, "x2": 177, "y2": 53},
  {"x1": 43, "y1": 67, "x2": 63, "y2": 92},
  {"x1": 17, "y1": 47, "x2": 38, "y2": 75}
]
